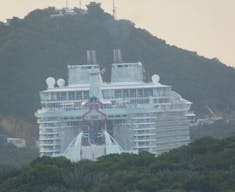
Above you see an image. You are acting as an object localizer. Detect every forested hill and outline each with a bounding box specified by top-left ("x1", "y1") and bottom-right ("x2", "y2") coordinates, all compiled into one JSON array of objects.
[
  {"x1": 1, "y1": 136, "x2": 235, "y2": 191},
  {"x1": 0, "y1": 2, "x2": 235, "y2": 120}
]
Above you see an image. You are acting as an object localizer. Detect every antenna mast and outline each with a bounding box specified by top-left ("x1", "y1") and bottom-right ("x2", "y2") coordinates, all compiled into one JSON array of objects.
[
  {"x1": 79, "y1": 0, "x2": 82, "y2": 9},
  {"x1": 66, "y1": 0, "x2": 68, "y2": 9},
  {"x1": 112, "y1": 0, "x2": 117, "y2": 19}
]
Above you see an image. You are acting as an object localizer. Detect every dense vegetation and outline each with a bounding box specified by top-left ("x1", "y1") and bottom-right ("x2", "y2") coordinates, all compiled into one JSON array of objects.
[
  {"x1": 0, "y1": 3, "x2": 235, "y2": 120},
  {"x1": 0, "y1": 144, "x2": 38, "y2": 168},
  {"x1": 0, "y1": 136, "x2": 235, "y2": 192},
  {"x1": 191, "y1": 120, "x2": 235, "y2": 141}
]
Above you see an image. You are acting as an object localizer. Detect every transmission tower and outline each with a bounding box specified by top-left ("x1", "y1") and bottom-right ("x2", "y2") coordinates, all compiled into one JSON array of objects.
[
  {"x1": 66, "y1": 0, "x2": 68, "y2": 9},
  {"x1": 112, "y1": 0, "x2": 117, "y2": 19}
]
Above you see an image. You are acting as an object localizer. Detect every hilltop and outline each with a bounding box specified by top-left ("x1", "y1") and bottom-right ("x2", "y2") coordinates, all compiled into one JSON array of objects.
[{"x1": 0, "y1": 2, "x2": 235, "y2": 122}]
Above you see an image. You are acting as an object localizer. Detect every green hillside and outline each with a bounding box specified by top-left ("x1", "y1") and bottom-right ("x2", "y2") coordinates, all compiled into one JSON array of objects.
[
  {"x1": 1, "y1": 136, "x2": 235, "y2": 192},
  {"x1": 0, "y1": 144, "x2": 38, "y2": 168},
  {"x1": 0, "y1": 3, "x2": 235, "y2": 120}
]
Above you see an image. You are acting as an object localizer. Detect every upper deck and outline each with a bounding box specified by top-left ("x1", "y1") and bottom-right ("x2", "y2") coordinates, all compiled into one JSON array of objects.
[
  {"x1": 42, "y1": 59, "x2": 168, "y2": 93},
  {"x1": 39, "y1": 50, "x2": 190, "y2": 108}
]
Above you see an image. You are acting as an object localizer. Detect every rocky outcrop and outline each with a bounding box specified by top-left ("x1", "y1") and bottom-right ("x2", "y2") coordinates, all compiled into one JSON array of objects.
[{"x1": 0, "y1": 115, "x2": 38, "y2": 147}]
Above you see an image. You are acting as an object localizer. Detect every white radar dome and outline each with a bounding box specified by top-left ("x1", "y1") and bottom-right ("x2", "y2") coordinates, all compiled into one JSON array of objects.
[
  {"x1": 46, "y1": 77, "x2": 56, "y2": 89},
  {"x1": 152, "y1": 74, "x2": 160, "y2": 83},
  {"x1": 57, "y1": 78, "x2": 65, "y2": 88}
]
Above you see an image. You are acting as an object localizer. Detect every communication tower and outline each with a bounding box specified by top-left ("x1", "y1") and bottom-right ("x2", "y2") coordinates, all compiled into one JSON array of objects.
[
  {"x1": 66, "y1": 0, "x2": 69, "y2": 9},
  {"x1": 112, "y1": 0, "x2": 117, "y2": 19}
]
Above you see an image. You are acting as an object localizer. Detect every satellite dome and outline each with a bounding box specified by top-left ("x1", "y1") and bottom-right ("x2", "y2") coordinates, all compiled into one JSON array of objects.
[
  {"x1": 152, "y1": 74, "x2": 160, "y2": 83},
  {"x1": 46, "y1": 77, "x2": 55, "y2": 89},
  {"x1": 57, "y1": 78, "x2": 65, "y2": 88}
]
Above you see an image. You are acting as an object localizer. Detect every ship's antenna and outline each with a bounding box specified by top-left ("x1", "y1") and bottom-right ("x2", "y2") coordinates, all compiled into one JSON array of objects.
[
  {"x1": 79, "y1": 0, "x2": 82, "y2": 9},
  {"x1": 112, "y1": 0, "x2": 117, "y2": 19}
]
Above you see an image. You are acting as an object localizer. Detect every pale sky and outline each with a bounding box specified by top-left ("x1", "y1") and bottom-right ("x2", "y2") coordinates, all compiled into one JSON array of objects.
[{"x1": 0, "y1": 0, "x2": 235, "y2": 67}]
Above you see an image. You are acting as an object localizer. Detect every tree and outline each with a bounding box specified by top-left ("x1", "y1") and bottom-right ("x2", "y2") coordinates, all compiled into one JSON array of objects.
[{"x1": 87, "y1": 2, "x2": 105, "y2": 17}]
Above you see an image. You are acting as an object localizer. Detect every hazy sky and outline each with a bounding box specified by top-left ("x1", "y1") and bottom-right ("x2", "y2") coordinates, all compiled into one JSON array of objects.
[{"x1": 0, "y1": 0, "x2": 234, "y2": 67}]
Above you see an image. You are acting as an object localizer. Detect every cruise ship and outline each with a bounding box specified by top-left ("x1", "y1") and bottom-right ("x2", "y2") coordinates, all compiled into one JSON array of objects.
[{"x1": 35, "y1": 50, "x2": 193, "y2": 162}]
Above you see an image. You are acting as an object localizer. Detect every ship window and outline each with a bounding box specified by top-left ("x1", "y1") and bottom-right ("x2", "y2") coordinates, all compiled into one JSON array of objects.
[
  {"x1": 51, "y1": 92, "x2": 57, "y2": 100},
  {"x1": 83, "y1": 91, "x2": 89, "y2": 99},
  {"x1": 130, "y1": 89, "x2": 136, "y2": 97},
  {"x1": 130, "y1": 99, "x2": 137, "y2": 104},
  {"x1": 68, "y1": 92, "x2": 75, "y2": 100},
  {"x1": 40, "y1": 93, "x2": 49, "y2": 101},
  {"x1": 144, "y1": 88, "x2": 153, "y2": 97},
  {"x1": 102, "y1": 90, "x2": 107, "y2": 98},
  {"x1": 103, "y1": 90, "x2": 113, "y2": 99},
  {"x1": 123, "y1": 89, "x2": 129, "y2": 98},
  {"x1": 153, "y1": 88, "x2": 159, "y2": 97},
  {"x1": 57, "y1": 92, "x2": 66, "y2": 100},
  {"x1": 159, "y1": 98, "x2": 169, "y2": 103},
  {"x1": 158, "y1": 88, "x2": 166, "y2": 96},
  {"x1": 115, "y1": 90, "x2": 122, "y2": 98},
  {"x1": 137, "y1": 89, "x2": 143, "y2": 97},
  {"x1": 75, "y1": 91, "x2": 82, "y2": 100}
]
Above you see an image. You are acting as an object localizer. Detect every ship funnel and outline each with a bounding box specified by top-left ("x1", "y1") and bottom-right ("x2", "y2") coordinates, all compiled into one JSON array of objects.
[
  {"x1": 113, "y1": 49, "x2": 122, "y2": 63},
  {"x1": 87, "y1": 50, "x2": 97, "y2": 64}
]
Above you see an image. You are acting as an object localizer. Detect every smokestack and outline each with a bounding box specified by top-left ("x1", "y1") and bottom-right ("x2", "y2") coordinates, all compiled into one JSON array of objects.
[
  {"x1": 86, "y1": 50, "x2": 97, "y2": 64},
  {"x1": 113, "y1": 49, "x2": 122, "y2": 63}
]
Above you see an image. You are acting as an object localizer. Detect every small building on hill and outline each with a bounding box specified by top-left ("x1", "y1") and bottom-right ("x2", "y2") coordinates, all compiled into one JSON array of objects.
[{"x1": 0, "y1": 134, "x2": 8, "y2": 145}]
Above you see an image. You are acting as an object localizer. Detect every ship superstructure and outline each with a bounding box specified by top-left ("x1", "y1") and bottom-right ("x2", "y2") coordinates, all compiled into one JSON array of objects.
[{"x1": 35, "y1": 50, "x2": 192, "y2": 161}]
